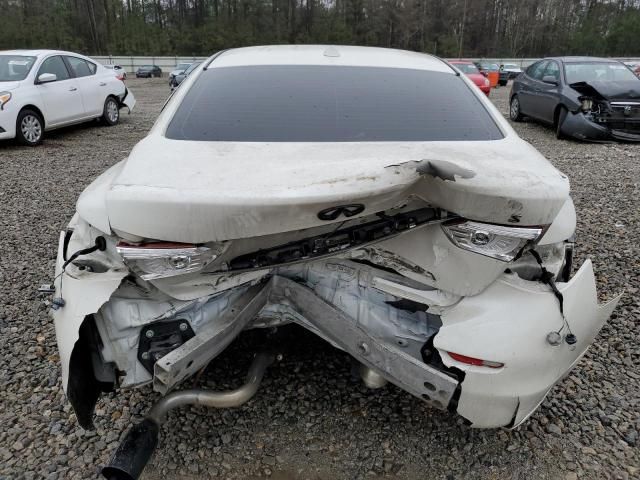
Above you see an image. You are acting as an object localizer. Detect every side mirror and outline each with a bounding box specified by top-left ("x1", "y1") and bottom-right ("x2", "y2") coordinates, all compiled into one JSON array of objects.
[
  {"x1": 542, "y1": 75, "x2": 558, "y2": 85},
  {"x1": 481, "y1": 71, "x2": 488, "y2": 77},
  {"x1": 37, "y1": 73, "x2": 57, "y2": 84}
]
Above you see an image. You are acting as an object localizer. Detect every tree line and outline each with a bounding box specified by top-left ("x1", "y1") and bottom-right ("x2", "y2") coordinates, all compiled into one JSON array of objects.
[{"x1": 1, "y1": 0, "x2": 639, "y2": 58}]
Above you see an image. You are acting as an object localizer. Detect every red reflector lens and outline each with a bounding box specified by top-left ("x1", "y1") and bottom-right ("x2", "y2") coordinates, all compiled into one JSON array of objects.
[{"x1": 447, "y1": 352, "x2": 503, "y2": 369}]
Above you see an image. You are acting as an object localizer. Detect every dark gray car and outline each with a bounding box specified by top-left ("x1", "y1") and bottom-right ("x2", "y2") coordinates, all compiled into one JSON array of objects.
[
  {"x1": 170, "y1": 61, "x2": 202, "y2": 90},
  {"x1": 509, "y1": 57, "x2": 640, "y2": 142}
]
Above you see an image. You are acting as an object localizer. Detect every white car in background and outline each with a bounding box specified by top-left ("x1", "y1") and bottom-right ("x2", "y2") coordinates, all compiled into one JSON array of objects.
[{"x1": 0, "y1": 50, "x2": 135, "y2": 146}]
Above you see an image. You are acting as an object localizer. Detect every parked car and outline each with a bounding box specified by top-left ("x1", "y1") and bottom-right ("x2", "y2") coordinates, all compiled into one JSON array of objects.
[
  {"x1": 474, "y1": 61, "x2": 500, "y2": 87},
  {"x1": 449, "y1": 60, "x2": 491, "y2": 95},
  {"x1": 136, "y1": 65, "x2": 162, "y2": 78},
  {"x1": 47, "y1": 46, "x2": 619, "y2": 479},
  {"x1": 500, "y1": 63, "x2": 523, "y2": 84},
  {"x1": 170, "y1": 61, "x2": 202, "y2": 90},
  {"x1": 0, "y1": 50, "x2": 135, "y2": 146},
  {"x1": 104, "y1": 64, "x2": 127, "y2": 81},
  {"x1": 510, "y1": 56, "x2": 640, "y2": 141},
  {"x1": 168, "y1": 62, "x2": 192, "y2": 85}
]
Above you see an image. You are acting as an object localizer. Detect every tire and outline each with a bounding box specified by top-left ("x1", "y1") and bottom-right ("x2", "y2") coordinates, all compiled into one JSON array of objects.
[
  {"x1": 499, "y1": 80, "x2": 508, "y2": 87},
  {"x1": 102, "y1": 96, "x2": 120, "y2": 126},
  {"x1": 509, "y1": 95, "x2": 523, "y2": 122},
  {"x1": 556, "y1": 106, "x2": 568, "y2": 140},
  {"x1": 16, "y1": 109, "x2": 44, "y2": 146}
]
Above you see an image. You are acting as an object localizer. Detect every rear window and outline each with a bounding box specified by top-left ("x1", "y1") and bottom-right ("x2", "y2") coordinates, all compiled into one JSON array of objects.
[{"x1": 165, "y1": 65, "x2": 504, "y2": 142}]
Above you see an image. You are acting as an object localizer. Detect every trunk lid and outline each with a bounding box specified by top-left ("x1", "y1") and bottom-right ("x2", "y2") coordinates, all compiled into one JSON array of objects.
[{"x1": 83, "y1": 135, "x2": 569, "y2": 243}]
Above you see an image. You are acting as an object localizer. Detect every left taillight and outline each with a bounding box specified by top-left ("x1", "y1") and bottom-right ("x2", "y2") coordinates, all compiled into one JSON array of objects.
[{"x1": 116, "y1": 242, "x2": 219, "y2": 280}]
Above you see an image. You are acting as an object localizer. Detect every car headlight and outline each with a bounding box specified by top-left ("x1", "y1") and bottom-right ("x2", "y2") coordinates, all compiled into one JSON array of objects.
[
  {"x1": 580, "y1": 98, "x2": 593, "y2": 112},
  {"x1": 442, "y1": 220, "x2": 543, "y2": 262},
  {"x1": 0, "y1": 92, "x2": 11, "y2": 110},
  {"x1": 116, "y1": 241, "x2": 224, "y2": 280}
]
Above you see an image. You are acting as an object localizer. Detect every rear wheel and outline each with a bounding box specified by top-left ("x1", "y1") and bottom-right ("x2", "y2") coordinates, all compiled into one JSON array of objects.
[
  {"x1": 509, "y1": 95, "x2": 523, "y2": 122},
  {"x1": 16, "y1": 109, "x2": 44, "y2": 146},
  {"x1": 102, "y1": 96, "x2": 120, "y2": 126},
  {"x1": 556, "y1": 106, "x2": 568, "y2": 139}
]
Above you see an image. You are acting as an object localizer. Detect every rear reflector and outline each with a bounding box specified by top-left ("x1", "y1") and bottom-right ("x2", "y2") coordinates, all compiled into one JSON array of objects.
[{"x1": 447, "y1": 352, "x2": 504, "y2": 369}]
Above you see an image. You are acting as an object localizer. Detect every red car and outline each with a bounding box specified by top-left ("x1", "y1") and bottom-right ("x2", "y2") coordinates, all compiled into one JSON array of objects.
[{"x1": 449, "y1": 61, "x2": 491, "y2": 96}]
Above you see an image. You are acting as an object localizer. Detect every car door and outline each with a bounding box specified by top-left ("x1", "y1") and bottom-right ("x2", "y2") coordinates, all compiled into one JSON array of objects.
[
  {"x1": 533, "y1": 60, "x2": 562, "y2": 124},
  {"x1": 35, "y1": 55, "x2": 84, "y2": 127},
  {"x1": 65, "y1": 56, "x2": 103, "y2": 117},
  {"x1": 517, "y1": 61, "x2": 548, "y2": 118}
]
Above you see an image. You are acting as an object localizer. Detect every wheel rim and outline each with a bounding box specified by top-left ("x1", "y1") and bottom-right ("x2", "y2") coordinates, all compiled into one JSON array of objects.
[
  {"x1": 510, "y1": 98, "x2": 519, "y2": 119},
  {"x1": 21, "y1": 114, "x2": 42, "y2": 143},
  {"x1": 107, "y1": 100, "x2": 119, "y2": 123}
]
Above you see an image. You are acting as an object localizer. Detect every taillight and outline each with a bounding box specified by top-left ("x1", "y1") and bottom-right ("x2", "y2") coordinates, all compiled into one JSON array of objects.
[
  {"x1": 116, "y1": 241, "x2": 221, "y2": 280},
  {"x1": 442, "y1": 220, "x2": 543, "y2": 262},
  {"x1": 447, "y1": 352, "x2": 504, "y2": 369}
]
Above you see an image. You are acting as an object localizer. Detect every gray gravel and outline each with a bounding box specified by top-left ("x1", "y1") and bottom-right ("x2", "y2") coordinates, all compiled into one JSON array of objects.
[{"x1": 0, "y1": 79, "x2": 638, "y2": 480}]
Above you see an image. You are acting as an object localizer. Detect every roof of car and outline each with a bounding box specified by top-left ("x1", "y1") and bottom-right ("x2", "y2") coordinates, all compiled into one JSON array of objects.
[
  {"x1": 545, "y1": 56, "x2": 621, "y2": 63},
  {"x1": 209, "y1": 45, "x2": 454, "y2": 73}
]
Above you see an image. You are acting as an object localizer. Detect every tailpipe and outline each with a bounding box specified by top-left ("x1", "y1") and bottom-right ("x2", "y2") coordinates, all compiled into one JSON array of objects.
[
  {"x1": 101, "y1": 351, "x2": 278, "y2": 480},
  {"x1": 101, "y1": 419, "x2": 159, "y2": 480}
]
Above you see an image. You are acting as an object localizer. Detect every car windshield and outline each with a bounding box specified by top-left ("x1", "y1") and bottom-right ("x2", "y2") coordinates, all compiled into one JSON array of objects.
[
  {"x1": 453, "y1": 63, "x2": 480, "y2": 74},
  {"x1": 139, "y1": 66, "x2": 153, "y2": 70},
  {"x1": 0, "y1": 55, "x2": 36, "y2": 81},
  {"x1": 176, "y1": 63, "x2": 191, "y2": 70},
  {"x1": 503, "y1": 64, "x2": 519, "y2": 69},
  {"x1": 166, "y1": 65, "x2": 504, "y2": 142},
  {"x1": 565, "y1": 62, "x2": 638, "y2": 83}
]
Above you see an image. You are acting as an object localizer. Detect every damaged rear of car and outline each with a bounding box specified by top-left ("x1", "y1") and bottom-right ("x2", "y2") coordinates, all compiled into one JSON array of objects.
[
  {"x1": 510, "y1": 56, "x2": 640, "y2": 142},
  {"x1": 48, "y1": 46, "x2": 620, "y2": 480}
]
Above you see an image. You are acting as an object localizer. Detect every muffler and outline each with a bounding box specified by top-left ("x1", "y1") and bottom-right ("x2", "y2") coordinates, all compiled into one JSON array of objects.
[{"x1": 102, "y1": 351, "x2": 278, "y2": 480}]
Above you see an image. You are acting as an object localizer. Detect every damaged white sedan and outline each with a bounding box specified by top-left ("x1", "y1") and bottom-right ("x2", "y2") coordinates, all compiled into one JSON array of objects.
[{"x1": 48, "y1": 45, "x2": 620, "y2": 480}]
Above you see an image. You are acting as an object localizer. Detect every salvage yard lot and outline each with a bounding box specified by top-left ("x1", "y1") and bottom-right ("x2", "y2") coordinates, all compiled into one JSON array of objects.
[{"x1": 0, "y1": 78, "x2": 637, "y2": 480}]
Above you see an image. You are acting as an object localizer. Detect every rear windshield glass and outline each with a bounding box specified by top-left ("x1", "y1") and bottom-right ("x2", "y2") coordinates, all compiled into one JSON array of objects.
[{"x1": 166, "y1": 65, "x2": 503, "y2": 142}]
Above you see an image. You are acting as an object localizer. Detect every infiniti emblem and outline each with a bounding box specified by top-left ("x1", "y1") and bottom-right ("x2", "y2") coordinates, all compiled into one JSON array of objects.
[
  {"x1": 624, "y1": 105, "x2": 632, "y2": 116},
  {"x1": 317, "y1": 204, "x2": 365, "y2": 221}
]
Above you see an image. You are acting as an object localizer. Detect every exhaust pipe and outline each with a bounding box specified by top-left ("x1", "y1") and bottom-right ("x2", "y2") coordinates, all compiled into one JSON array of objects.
[{"x1": 102, "y1": 352, "x2": 278, "y2": 480}]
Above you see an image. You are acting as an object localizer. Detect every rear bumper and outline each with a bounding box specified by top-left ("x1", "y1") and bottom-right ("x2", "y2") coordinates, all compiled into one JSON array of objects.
[
  {"x1": 435, "y1": 259, "x2": 620, "y2": 427},
  {"x1": 51, "y1": 217, "x2": 620, "y2": 430}
]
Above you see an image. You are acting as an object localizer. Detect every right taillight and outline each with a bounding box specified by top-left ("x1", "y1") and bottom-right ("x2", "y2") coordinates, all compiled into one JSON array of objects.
[
  {"x1": 447, "y1": 352, "x2": 504, "y2": 369},
  {"x1": 442, "y1": 220, "x2": 543, "y2": 262}
]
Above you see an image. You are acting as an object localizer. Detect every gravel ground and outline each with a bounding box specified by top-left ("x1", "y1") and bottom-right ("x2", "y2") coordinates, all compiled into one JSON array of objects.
[{"x1": 0, "y1": 79, "x2": 638, "y2": 480}]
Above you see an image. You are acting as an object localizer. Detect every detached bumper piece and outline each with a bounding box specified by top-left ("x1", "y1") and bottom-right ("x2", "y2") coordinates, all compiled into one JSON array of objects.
[{"x1": 561, "y1": 110, "x2": 640, "y2": 142}]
